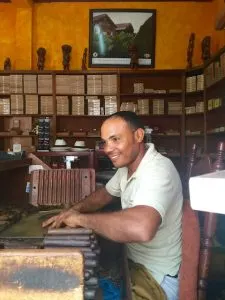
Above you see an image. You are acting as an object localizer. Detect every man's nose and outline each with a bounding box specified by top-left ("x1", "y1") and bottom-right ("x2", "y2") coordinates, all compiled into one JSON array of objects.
[{"x1": 104, "y1": 142, "x2": 113, "y2": 154}]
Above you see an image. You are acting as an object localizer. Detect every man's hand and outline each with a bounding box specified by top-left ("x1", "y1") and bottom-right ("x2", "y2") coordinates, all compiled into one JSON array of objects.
[{"x1": 42, "y1": 208, "x2": 81, "y2": 229}]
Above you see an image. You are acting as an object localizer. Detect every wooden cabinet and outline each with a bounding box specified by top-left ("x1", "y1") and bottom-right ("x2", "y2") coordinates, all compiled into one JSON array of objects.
[
  {"x1": 184, "y1": 67, "x2": 205, "y2": 155},
  {"x1": 0, "y1": 71, "x2": 54, "y2": 152},
  {"x1": 204, "y1": 46, "x2": 225, "y2": 154},
  {"x1": 0, "y1": 51, "x2": 224, "y2": 166},
  {"x1": 119, "y1": 70, "x2": 185, "y2": 170}
]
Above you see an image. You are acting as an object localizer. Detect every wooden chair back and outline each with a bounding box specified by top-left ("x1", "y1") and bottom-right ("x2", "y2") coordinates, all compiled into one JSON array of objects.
[
  {"x1": 197, "y1": 141, "x2": 225, "y2": 300},
  {"x1": 180, "y1": 142, "x2": 225, "y2": 300},
  {"x1": 29, "y1": 169, "x2": 95, "y2": 207}
]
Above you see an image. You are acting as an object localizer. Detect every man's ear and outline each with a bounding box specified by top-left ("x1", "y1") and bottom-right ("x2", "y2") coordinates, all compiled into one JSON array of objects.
[{"x1": 134, "y1": 128, "x2": 145, "y2": 143}]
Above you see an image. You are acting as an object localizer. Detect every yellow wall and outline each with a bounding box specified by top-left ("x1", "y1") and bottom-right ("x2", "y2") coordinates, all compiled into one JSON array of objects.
[
  {"x1": 0, "y1": 1, "x2": 219, "y2": 70},
  {"x1": 213, "y1": 0, "x2": 225, "y2": 48},
  {"x1": 0, "y1": 4, "x2": 32, "y2": 69}
]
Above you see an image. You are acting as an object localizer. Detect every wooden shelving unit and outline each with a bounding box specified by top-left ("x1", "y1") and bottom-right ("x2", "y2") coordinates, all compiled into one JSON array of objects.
[{"x1": 0, "y1": 48, "x2": 224, "y2": 170}]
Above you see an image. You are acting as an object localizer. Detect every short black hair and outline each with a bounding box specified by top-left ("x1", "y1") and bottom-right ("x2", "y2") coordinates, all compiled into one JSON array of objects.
[{"x1": 106, "y1": 111, "x2": 144, "y2": 130}]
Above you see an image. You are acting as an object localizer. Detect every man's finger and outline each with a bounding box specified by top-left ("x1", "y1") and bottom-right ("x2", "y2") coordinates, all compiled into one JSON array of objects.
[{"x1": 42, "y1": 216, "x2": 57, "y2": 228}]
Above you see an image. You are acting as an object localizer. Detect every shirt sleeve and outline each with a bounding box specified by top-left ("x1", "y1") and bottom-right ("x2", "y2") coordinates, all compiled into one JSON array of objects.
[
  {"x1": 105, "y1": 169, "x2": 122, "y2": 197},
  {"x1": 132, "y1": 165, "x2": 175, "y2": 221}
]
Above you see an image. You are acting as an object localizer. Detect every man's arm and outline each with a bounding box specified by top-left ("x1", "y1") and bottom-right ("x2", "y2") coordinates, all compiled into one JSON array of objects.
[
  {"x1": 71, "y1": 186, "x2": 115, "y2": 213},
  {"x1": 43, "y1": 205, "x2": 161, "y2": 243}
]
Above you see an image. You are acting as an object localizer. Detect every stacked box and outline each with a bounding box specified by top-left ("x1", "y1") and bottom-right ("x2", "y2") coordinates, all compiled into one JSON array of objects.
[
  {"x1": 87, "y1": 96, "x2": 100, "y2": 115},
  {"x1": 152, "y1": 99, "x2": 164, "y2": 115},
  {"x1": 0, "y1": 98, "x2": 10, "y2": 114},
  {"x1": 56, "y1": 96, "x2": 69, "y2": 115},
  {"x1": 104, "y1": 96, "x2": 117, "y2": 115},
  {"x1": 24, "y1": 75, "x2": 37, "y2": 94},
  {"x1": 137, "y1": 99, "x2": 149, "y2": 115},
  {"x1": 25, "y1": 95, "x2": 38, "y2": 114},
  {"x1": 102, "y1": 75, "x2": 117, "y2": 94},
  {"x1": 38, "y1": 75, "x2": 52, "y2": 94},
  {"x1": 168, "y1": 102, "x2": 182, "y2": 115},
  {"x1": 72, "y1": 96, "x2": 85, "y2": 115},
  {"x1": 186, "y1": 76, "x2": 197, "y2": 92},
  {"x1": 40, "y1": 96, "x2": 53, "y2": 115},
  {"x1": 10, "y1": 95, "x2": 24, "y2": 114},
  {"x1": 196, "y1": 75, "x2": 204, "y2": 91},
  {"x1": 10, "y1": 74, "x2": 23, "y2": 94},
  {"x1": 56, "y1": 75, "x2": 85, "y2": 95},
  {"x1": 134, "y1": 82, "x2": 144, "y2": 94},
  {"x1": 87, "y1": 75, "x2": 102, "y2": 95},
  {"x1": 0, "y1": 76, "x2": 10, "y2": 94}
]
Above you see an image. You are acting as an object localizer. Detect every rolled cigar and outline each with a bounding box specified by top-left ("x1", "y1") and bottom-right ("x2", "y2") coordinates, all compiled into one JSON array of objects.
[
  {"x1": 83, "y1": 252, "x2": 97, "y2": 259},
  {"x1": 43, "y1": 239, "x2": 91, "y2": 247},
  {"x1": 90, "y1": 234, "x2": 97, "y2": 241},
  {"x1": 90, "y1": 241, "x2": 99, "y2": 250},
  {"x1": 47, "y1": 228, "x2": 93, "y2": 235},
  {"x1": 84, "y1": 289, "x2": 96, "y2": 300},
  {"x1": 45, "y1": 235, "x2": 91, "y2": 241},
  {"x1": 84, "y1": 259, "x2": 98, "y2": 268},
  {"x1": 85, "y1": 277, "x2": 98, "y2": 286},
  {"x1": 84, "y1": 269, "x2": 95, "y2": 277},
  {"x1": 84, "y1": 269, "x2": 96, "y2": 280},
  {"x1": 92, "y1": 248, "x2": 101, "y2": 255}
]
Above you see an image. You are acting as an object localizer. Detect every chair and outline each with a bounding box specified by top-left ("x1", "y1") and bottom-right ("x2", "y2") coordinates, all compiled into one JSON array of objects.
[
  {"x1": 29, "y1": 168, "x2": 95, "y2": 207},
  {"x1": 179, "y1": 142, "x2": 225, "y2": 300}
]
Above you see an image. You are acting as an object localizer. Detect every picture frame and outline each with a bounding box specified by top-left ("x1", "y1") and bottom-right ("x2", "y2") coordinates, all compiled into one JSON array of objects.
[{"x1": 89, "y1": 9, "x2": 156, "y2": 68}]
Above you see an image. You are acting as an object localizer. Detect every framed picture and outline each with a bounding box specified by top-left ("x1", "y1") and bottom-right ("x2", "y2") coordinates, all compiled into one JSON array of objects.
[{"x1": 89, "y1": 9, "x2": 156, "y2": 68}]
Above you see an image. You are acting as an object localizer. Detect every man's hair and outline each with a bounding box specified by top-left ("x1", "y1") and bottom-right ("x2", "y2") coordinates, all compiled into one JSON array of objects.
[{"x1": 106, "y1": 111, "x2": 144, "y2": 130}]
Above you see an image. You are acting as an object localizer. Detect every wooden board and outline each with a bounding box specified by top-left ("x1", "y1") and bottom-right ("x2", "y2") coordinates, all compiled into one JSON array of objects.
[{"x1": 0, "y1": 248, "x2": 84, "y2": 300}]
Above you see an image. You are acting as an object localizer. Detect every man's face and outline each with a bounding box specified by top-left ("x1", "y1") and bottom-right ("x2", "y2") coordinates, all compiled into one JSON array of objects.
[{"x1": 100, "y1": 117, "x2": 142, "y2": 168}]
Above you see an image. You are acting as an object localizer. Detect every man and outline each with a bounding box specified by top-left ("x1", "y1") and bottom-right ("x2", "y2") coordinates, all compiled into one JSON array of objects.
[{"x1": 43, "y1": 111, "x2": 183, "y2": 300}]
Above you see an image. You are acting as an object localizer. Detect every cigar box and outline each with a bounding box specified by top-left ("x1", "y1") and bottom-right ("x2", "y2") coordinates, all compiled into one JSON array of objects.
[{"x1": 0, "y1": 248, "x2": 84, "y2": 300}]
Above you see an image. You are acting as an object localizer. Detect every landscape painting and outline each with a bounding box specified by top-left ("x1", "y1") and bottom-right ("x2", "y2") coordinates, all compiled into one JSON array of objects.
[{"x1": 89, "y1": 9, "x2": 156, "y2": 68}]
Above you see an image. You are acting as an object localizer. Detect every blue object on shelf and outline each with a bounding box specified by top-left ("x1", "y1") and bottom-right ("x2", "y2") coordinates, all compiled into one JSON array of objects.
[{"x1": 99, "y1": 277, "x2": 122, "y2": 300}]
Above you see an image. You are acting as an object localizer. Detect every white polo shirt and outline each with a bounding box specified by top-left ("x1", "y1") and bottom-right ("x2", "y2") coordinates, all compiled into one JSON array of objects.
[{"x1": 106, "y1": 143, "x2": 183, "y2": 284}]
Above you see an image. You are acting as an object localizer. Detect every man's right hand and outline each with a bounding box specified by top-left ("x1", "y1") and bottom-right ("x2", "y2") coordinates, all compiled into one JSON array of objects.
[{"x1": 42, "y1": 208, "x2": 81, "y2": 229}]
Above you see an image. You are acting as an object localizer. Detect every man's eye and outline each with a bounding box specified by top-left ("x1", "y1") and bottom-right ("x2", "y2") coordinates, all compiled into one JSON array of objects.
[{"x1": 112, "y1": 137, "x2": 119, "y2": 143}]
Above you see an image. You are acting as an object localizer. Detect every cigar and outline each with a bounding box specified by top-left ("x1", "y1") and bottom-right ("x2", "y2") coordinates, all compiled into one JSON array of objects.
[
  {"x1": 47, "y1": 228, "x2": 93, "y2": 235},
  {"x1": 84, "y1": 288, "x2": 97, "y2": 300},
  {"x1": 45, "y1": 235, "x2": 91, "y2": 241},
  {"x1": 85, "y1": 277, "x2": 98, "y2": 286},
  {"x1": 84, "y1": 259, "x2": 98, "y2": 268},
  {"x1": 43, "y1": 239, "x2": 91, "y2": 247},
  {"x1": 84, "y1": 269, "x2": 95, "y2": 280},
  {"x1": 83, "y1": 252, "x2": 97, "y2": 259}
]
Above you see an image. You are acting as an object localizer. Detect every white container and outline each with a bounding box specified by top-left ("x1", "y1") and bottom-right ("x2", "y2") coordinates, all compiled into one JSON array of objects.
[{"x1": 189, "y1": 170, "x2": 225, "y2": 214}]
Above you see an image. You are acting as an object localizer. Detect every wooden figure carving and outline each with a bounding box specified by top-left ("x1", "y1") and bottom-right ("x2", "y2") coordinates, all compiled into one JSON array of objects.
[
  {"x1": 62, "y1": 44, "x2": 72, "y2": 71},
  {"x1": 81, "y1": 48, "x2": 88, "y2": 71},
  {"x1": 4, "y1": 57, "x2": 11, "y2": 71},
  {"x1": 128, "y1": 44, "x2": 138, "y2": 69},
  {"x1": 37, "y1": 47, "x2": 46, "y2": 71},
  {"x1": 201, "y1": 36, "x2": 211, "y2": 62},
  {"x1": 187, "y1": 33, "x2": 195, "y2": 69}
]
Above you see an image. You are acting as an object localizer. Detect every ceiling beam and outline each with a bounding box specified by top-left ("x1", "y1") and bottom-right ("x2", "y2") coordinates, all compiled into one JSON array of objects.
[
  {"x1": 10, "y1": 0, "x2": 33, "y2": 7},
  {"x1": 33, "y1": 0, "x2": 212, "y2": 2},
  {"x1": 215, "y1": 8, "x2": 225, "y2": 30}
]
